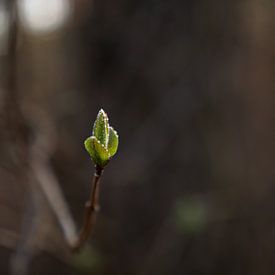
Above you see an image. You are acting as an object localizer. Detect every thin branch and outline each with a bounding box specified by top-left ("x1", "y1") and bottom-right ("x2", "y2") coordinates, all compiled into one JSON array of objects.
[
  {"x1": 23, "y1": 103, "x2": 78, "y2": 249},
  {"x1": 30, "y1": 153, "x2": 78, "y2": 248},
  {"x1": 72, "y1": 165, "x2": 103, "y2": 251}
]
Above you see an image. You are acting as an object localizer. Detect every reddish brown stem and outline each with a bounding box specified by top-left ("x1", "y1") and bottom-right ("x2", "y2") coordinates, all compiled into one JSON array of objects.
[{"x1": 73, "y1": 165, "x2": 103, "y2": 251}]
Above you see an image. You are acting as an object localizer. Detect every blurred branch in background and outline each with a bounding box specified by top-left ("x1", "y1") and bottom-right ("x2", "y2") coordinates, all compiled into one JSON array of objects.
[
  {"x1": 0, "y1": 0, "x2": 77, "y2": 274},
  {"x1": 1, "y1": 0, "x2": 275, "y2": 275}
]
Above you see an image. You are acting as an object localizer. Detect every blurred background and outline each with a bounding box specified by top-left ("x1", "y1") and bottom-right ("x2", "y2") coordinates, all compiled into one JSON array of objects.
[{"x1": 1, "y1": 0, "x2": 275, "y2": 274}]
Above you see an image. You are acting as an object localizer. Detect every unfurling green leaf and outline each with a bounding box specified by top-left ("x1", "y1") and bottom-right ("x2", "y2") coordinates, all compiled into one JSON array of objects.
[
  {"x1": 92, "y1": 109, "x2": 109, "y2": 147},
  {"x1": 107, "y1": 127, "x2": 119, "y2": 157},
  {"x1": 85, "y1": 109, "x2": 119, "y2": 168},
  {"x1": 84, "y1": 136, "x2": 110, "y2": 167}
]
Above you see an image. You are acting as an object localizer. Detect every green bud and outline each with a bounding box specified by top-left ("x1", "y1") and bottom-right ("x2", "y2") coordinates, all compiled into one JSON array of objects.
[
  {"x1": 92, "y1": 109, "x2": 109, "y2": 148},
  {"x1": 84, "y1": 136, "x2": 110, "y2": 167},
  {"x1": 107, "y1": 127, "x2": 119, "y2": 157},
  {"x1": 85, "y1": 109, "x2": 119, "y2": 168}
]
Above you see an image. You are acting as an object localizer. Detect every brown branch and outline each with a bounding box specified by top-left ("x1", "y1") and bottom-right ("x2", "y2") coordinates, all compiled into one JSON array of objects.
[{"x1": 72, "y1": 165, "x2": 103, "y2": 251}]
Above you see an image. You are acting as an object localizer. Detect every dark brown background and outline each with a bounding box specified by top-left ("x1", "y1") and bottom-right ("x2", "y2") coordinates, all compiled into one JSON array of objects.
[{"x1": 0, "y1": 0, "x2": 275, "y2": 274}]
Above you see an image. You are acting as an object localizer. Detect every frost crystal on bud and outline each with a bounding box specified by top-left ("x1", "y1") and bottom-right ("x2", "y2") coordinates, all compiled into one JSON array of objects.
[{"x1": 85, "y1": 109, "x2": 119, "y2": 168}]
